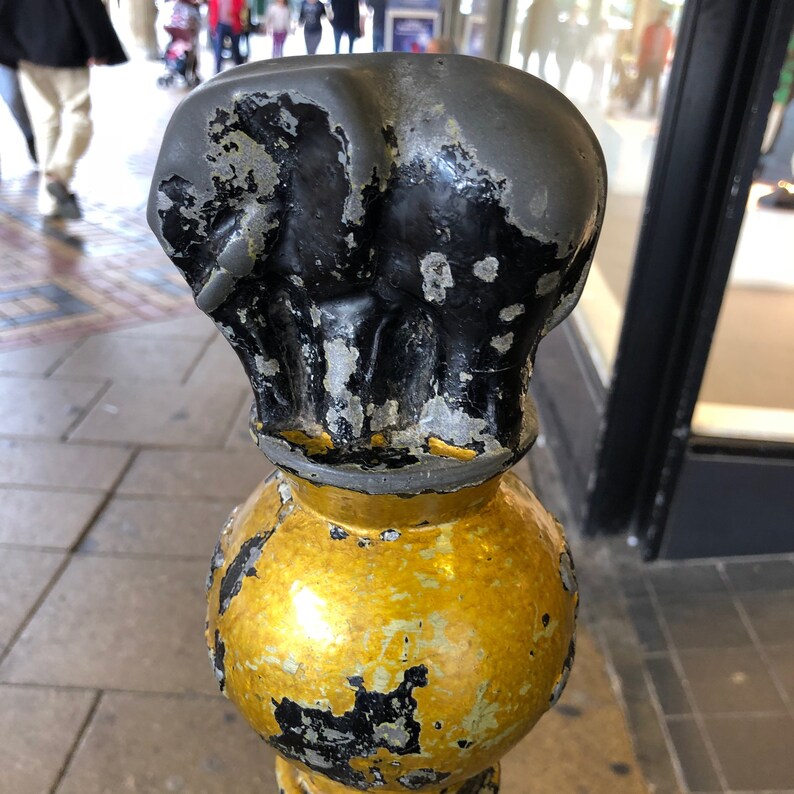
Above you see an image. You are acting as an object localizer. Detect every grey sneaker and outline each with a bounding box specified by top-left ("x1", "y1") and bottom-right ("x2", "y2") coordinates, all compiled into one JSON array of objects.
[{"x1": 46, "y1": 180, "x2": 82, "y2": 220}]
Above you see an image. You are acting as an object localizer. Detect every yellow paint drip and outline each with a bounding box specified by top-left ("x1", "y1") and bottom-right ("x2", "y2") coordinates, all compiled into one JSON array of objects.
[
  {"x1": 370, "y1": 433, "x2": 387, "y2": 448},
  {"x1": 427, "y1": 437, "x2": 478, "y2": 461},
  {"x1": 280, "y1": 430, "x2": 334, "y2": 455}
]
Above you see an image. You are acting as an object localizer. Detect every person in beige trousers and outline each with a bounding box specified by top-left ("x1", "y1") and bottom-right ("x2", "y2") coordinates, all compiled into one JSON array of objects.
[{"x1": 0, "y1": 0, "x2": 127, "y2": 219}]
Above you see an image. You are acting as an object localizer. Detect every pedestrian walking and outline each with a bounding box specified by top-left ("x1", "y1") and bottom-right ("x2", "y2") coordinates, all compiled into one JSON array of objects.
[
  {"x1": 629, "y1": 9, "x2": 674, "y2": 115},
  {"x1": 329, "y1": 0, "x2": 360, "y2": 54},
  {"x1": 555, "y1": 15, "x2": 580, "y2": 94},
  {"x1": 299, "y1": 0, "x2": 327, "y2": 55},
  {"x1": 584, "y1": 19, "x2": 612, "y2": 105},
  {"x1": 265, "y1": 0, "x2": 292, "y2": 59},
  {"x1": 0, "y1": 0, "x2": 127, "y2": 219},
  {"x1": 209, "y1": 0, "x2": 247, "y2": 74},
  {"x1": 518, "y1": 0, "x2": 559, "y2": 82}
]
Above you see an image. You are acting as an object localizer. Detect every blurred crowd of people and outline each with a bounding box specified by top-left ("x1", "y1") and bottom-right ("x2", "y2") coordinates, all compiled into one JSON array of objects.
[
  {"x1": 164, "y1": 0, "x2": 386, "y2": 76},
  {"x1": 519, "y1": 0, "x2": 675, "y2": 115},
  {"x1": 0, "y1": 0, "x2": 389, "y2": 221}
]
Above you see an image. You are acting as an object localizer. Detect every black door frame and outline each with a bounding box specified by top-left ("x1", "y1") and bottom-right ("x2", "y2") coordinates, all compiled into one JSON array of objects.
[{"x1": 577, "y1": 0, "x2": 794, "y2": 559}]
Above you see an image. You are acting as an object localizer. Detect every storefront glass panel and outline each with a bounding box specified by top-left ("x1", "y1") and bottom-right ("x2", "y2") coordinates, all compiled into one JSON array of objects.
[
  {"x1": 693, "y1": 28, "x2": 794, "y2": 444},
  {"x1": 504, "y1": 0, "x2": 685, "y2": 382}
]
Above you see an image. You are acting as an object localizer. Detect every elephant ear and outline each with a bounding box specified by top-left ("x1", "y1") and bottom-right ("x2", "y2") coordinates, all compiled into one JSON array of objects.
[{"x1": 148, "y1": 54, "x2": 606, "y2": 494}]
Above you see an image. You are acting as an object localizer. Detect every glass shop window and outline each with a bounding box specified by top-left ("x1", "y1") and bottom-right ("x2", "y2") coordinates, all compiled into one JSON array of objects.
[
  {"x1": 693, "y1": 27, "x2": 794, "y2": 445},
  {"x1": 504, "y1": 0, "x2": 686, "y2": 383}
]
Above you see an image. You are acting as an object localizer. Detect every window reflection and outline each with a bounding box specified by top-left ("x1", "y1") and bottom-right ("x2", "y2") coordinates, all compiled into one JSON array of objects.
[{"x1": 506, "y1": 1, "x2": 683, "y2": 382}]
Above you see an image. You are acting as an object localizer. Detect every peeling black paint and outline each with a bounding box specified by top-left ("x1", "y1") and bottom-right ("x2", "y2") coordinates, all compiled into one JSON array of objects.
[
  {"x1": 550, "y1": 636, "x2": 576, "y2": 706},
  {"x1": 397, "y1": 769, "x2": 450, "y2": 790},
  {"x1": 559, "y1": 542, "x2": 577, "y2": 595},
  {"x1": 541, "y1": 613, "x2": 550, "y2": 627},
  {"x1": 268, "y1": 665, "x2": 448, "y2": 790},
  {"x1": 206, "y1": 538, "x2": 225, "y2": 592},
  {"x1": 212, "y1": 629, "x2": 226, "y2": 691},
  {"x1": 218, "y1": 529, "x2": 275, "y2": 615}
]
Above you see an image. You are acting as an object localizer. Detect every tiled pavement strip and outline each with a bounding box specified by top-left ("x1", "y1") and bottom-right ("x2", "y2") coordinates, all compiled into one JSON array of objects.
[{"x1": 0, "y1": 49, "x2": 792, "y2": 794}]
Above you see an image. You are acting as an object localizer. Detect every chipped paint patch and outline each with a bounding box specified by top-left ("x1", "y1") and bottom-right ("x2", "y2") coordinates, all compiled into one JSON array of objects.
[
  {"x1": 415, "y1": 572, "x2": 440, "y2": 589},
  {"x1": 550, "y1": 636, "x2": 576, "y2": 705},
  {"x1": 536, "y1": 271, "x2": 561, "y2": 297},
  {"x1": 490, "y1": 333, "x2": 514, "y2": 354},
  {"x1": 268, "y1": 666, "x2": 434, "y2": 789},
  {"x1": 254, "y1": 354, "x2": 280, "y2": 378},
  {"x1": 324, "y1": 338, "x2": 365, "y2": 438},
  {"x1": 218, "y1": 529, "x2": 275, "y2": 614},
  {"x1": 498, "y1": 304, "x2": 525, "y2": 322},
  {"x1": 472, "y1": 256, "x2": 499, "y2": 282},
  {"x1": 206, "y1": 538, "x2": 225, "y2": 592},
  {"x1": 559, "y1": 545, "x2": 578, "y2": 596},
  {"x1": 419, "y1": 252, "x2": 454, "y2": 304},
  {"x1": 368, "y1": 400, "x2": 400, "y2": 432},
  {"x1": 277, "y1": 477, "x2": 293, "y2": 505},
  {"x1": 391, "y1": 395, "x2": 506, "y2": 456},
  {"x1": 460, "y1": 682, "x2": 500, "y2": 738}
]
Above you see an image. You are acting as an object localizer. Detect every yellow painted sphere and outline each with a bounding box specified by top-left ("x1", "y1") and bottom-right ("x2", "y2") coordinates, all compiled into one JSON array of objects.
[{"x1": 206, "y1": 469, "x2": 577, "y2": 793}]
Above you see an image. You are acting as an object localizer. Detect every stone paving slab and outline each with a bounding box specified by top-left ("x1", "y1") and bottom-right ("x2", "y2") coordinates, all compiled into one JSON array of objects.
[
  {"x1": 116, "y1": 448, "x2": 273, "y2": 501},
  {"x1": 0, "y1": 684, "x2": 97, "y2": 794},
  {"x1": 0, "y1": 339, "x2": 81, "y2": 375},
  {"x1": 55, "y1": 692, "x2": 275, "y2": 794},
  {"x1": 0, "y1": 487, "x2": 105, "y2": 549},
  {"x1": 80, "y1": 496, "x2": 234, "y2": 558},
  {"x1": 0, "y1": 548, "x2": 65, "y2": 654},
  {"x1": 53, "y1": 335, "x2": 208, "y2": 382},
  {"x1": 97, "y1": 311, "x2": 217, "y2": 342},
  {"x1": 0, "y1": 375, "x2": 106, "y2": 439},
  {"x1": 0, "y1": 555, "x2": 216, "y2": 695},
  {"x1": 0, "y1": 439, "x2": 132, "y2": 490},
  {"x1": 69, "y1": 381, "x2": 248, "y2": 447}
]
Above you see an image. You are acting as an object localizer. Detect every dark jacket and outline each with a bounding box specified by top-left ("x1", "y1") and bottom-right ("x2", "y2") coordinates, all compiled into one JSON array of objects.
[
  {"x1": 330, "y1": 0, "x2": 359, "y2": 35},
  {"x1": 0, "y1": 0, "x2": 127, "y2": 70},
  {"x1": 299, "y1": 0, "x2": 326, "y2": 34}
]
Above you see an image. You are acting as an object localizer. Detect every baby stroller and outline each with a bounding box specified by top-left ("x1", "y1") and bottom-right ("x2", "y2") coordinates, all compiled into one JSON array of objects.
[{"x1": 157, "y1": 0, "x2": 202, "y2": 88}]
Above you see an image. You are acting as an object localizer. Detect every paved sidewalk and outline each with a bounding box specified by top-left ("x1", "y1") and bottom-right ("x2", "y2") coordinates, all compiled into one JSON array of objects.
[{"x1": 0, "y1": 53, "x2": 648, "y2": 794}]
